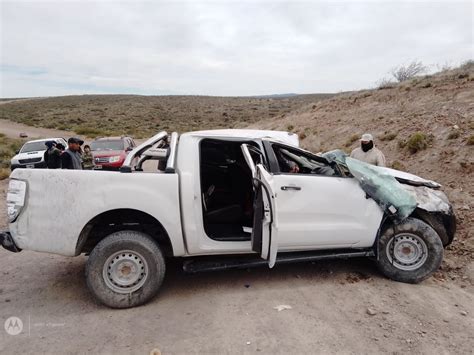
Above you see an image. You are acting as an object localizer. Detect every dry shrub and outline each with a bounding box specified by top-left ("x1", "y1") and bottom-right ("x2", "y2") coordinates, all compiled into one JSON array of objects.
[
  {"x1": 344, "y1": 134, "x2": 360, "y2": 147},
  {"x1": 0, "y1": 168, "x2": 10, "y2": 180},
  {"x1": 390, "y1": 161, "x2": 406, "y2": 171},
  {"x1": 406, "y1": 132, "x2": 432, "y2": 154},
  {"x1": 392, "y1": 61, "x2": 427, "y2": 82},
  {"x1": 447, "y1": 130, "x2": 460, "y2": 140},
  {"x1": 379, "y1": 132, "x2": 397, "y2": 141}
]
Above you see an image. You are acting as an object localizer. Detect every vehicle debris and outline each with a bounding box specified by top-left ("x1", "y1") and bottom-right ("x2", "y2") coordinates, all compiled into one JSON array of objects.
[
  {"x1": 366, "y1": 308, "x2": 377, "y2": 316},
  {"x1": 274, "y1": 305, "x2": 292, "y2": 312}
]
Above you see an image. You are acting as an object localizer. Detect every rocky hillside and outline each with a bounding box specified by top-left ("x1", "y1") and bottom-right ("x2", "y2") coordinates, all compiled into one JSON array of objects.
[{"x1": 250, "y1": 63, "x2": 474, "y2": 275}]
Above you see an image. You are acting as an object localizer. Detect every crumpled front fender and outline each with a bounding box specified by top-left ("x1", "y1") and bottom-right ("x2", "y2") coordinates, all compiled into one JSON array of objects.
[{"x1": 401, "y1": 185, "x2": 451, "y2": 214}]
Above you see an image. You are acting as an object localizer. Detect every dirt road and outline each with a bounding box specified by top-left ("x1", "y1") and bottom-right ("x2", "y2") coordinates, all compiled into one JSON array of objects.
[
  {"x1": 0, "y1": 119, "x2": 80, "y2": 141},
  {"x1": 0, "y1": 179, "x2": 473, "y2": 354}
]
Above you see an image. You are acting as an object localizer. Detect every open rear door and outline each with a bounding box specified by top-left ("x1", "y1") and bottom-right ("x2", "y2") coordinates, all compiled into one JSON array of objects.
[{"x1": 241, "y1": 144, "x2": 278, "y2": 267}]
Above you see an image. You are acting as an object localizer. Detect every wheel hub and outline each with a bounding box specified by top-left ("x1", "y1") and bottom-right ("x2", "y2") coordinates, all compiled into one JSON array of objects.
[
  {"x1": 103, "y1": 250, "x2": 149, "y2": 294},
  {"x1": 386, "y1": 233, "x2": 428, "y2": 271}
]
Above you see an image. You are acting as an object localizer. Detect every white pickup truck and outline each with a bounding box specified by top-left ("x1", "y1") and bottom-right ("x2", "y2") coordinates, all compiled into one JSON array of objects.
[{"x1": 2, "y1": 129, "x2": 456, "y2": 308}]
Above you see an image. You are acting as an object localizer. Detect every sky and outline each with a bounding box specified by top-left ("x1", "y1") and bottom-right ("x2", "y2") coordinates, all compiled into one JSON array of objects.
[{"x1": 0, "y1": 0, "x2": 472, "y2": 97}]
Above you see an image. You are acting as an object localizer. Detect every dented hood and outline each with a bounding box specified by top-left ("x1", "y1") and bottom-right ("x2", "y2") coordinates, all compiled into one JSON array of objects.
[{"x1": 322, "y1": 150, "x2": 450, "y2": 219}]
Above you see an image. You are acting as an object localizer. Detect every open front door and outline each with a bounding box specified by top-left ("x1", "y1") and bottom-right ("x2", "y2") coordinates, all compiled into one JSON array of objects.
[{"x1": 241, "y1": 144, "x2": 278, "y2": 267}]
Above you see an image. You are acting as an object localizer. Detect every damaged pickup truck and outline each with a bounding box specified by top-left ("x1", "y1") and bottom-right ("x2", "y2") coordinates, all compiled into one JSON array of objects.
[{"x1": 2, "y1": 129, "x2": 455, "y2": 308}]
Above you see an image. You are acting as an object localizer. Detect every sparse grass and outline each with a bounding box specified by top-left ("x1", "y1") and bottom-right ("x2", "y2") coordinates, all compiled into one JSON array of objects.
[
  {"x1": 344, "y1": 134, "x2": 360, "y2": 147},
  {"x1": 287, "y1": 125, "x2": 294, "y2": 131},
  {"x1": 391, "y1": 160, "x2": 406, "y2": 171},
  {"x1": 377, "y1": 78, "x2": 396, "y2": 90},
  {"x1": 0, "y1": 133, "x2": 25, "y2": 178},
  {"x1": 459, "y1": 59, "x2": 474, "y2": 71},
  {"x1": 467, "y1": 135, "x2": 474, "y2": 146},
  {"x1": 447, "y1": 130, "x2": 460, "y2": 140},
  {"x1": 74, "y1": 126, "x2": 111, "y2": 138},
  {"x1": 0, "y1": 94, "x2": 334, "y2": 137},
  {"x1": 405, "y1": 132, "x2": 432, "y2": 154},
  {"x1": 0, "y1": 168, "x2": 10, "y2": 180},
  {"x1": 379, "y1": 132, "x2": 397, "y2": 141}
]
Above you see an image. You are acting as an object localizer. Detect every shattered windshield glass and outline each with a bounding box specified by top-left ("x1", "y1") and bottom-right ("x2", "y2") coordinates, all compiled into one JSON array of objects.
[{"x1": 322, "y1": 150, "x2": 417, "y2": 219}]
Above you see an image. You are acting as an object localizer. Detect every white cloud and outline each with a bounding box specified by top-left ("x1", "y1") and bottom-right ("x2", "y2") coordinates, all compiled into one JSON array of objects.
[{"x1": 0, "y1": 0, "x2": 472, "y2": 97}]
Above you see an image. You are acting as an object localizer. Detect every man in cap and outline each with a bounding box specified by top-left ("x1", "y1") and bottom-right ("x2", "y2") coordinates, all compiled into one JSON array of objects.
[
  {"x1": 61, "y1": 137, "x2": 83, "y2": 170},
  {"x1": 350, "y1": 133, "x2": 386, "y2": 167}
]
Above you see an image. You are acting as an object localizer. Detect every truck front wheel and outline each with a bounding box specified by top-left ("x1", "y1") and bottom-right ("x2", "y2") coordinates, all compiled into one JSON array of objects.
[
  {"x1": 86, "y1": 230, "x2": 166, "y2": 308},
  {"x1": 376, "y1": 217, "x2": 443, "y2": 284}
]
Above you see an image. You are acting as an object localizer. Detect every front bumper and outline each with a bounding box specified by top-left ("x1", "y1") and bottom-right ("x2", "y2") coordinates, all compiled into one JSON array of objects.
[
  {"x1": 0, "y1": 231, "x2": 21, "y2": 253},
  {"x1": 94, "y1": 161, "x2": 124, "y2": 171},
  {"x1": 11, "y1": 161, "x2": 47, "y2": 171}
]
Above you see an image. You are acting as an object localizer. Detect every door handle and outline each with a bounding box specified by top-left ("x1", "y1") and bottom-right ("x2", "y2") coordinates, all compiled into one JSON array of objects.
[{"x1": 281, "y1": 186, "x2": 301, "y2": 191}]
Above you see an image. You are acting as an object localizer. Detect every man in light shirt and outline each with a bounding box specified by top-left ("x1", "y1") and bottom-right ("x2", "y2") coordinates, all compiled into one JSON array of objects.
[{"x1": 350, "y1": 133, "x2": 386, "y2": 167}]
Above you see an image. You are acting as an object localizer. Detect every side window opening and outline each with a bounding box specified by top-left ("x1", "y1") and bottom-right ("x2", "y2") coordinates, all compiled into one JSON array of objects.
[{"x1": 272, "y1": 144, "x2": 339, "y2": 176}]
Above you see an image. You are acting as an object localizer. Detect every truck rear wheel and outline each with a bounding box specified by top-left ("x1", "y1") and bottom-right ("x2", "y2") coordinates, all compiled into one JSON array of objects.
[
  {"x1": 86, "y1": 230, "x2": 165, "y2": 308},
  {"x1": 376, "y1": 217, "x2": 443, "y2": 284}
]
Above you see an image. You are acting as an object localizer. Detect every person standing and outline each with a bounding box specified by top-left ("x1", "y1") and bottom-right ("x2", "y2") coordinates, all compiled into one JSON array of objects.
[
  {"x1": 44, "y1": 141, "x2": 62, "y2": 169},
  {"x1": 350, "y1": 133, "x2": 386, "y2": 167},
  {"x1": 82, "y1": 144, "x2": 95, "y2": 170},
  {"x1": 61, "y1": 137, "x2": 83, "y2": 170}
]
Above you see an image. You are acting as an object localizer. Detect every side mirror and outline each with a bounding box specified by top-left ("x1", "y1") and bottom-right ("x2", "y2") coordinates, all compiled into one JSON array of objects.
[
  {"x1": 15, "y1": 150, "x2": 20, "y2": 154},
  {"x1": 126, "y1": 146, "x2": 133, "y2": 152}
]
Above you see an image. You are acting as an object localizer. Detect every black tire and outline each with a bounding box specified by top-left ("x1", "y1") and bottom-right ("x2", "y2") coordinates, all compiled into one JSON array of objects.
[
  {"x1": 86, "y1": 230, "x2": 166, "y2": 309},
  {"x1": 376, "y1": 217, "x2": 443, "y2": 284}
]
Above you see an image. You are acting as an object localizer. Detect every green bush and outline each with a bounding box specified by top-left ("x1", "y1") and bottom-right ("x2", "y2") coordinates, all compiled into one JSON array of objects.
[{"x1": 406, "y1": 132, "x2": 432, "y2": 154}]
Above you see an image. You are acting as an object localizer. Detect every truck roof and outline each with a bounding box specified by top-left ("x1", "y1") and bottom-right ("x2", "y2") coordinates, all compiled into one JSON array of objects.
[{"x1": 182, "y1": 129, "x2": 299, "y2": 147}]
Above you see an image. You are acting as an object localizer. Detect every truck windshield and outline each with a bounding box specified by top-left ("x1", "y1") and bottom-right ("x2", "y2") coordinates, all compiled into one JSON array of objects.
[
  {"x1": 20, "y1": 141, "x2": 48, "y2": 153},
  {"x1": 91, "y1": 140, "x2": 124, "y2": 151}
]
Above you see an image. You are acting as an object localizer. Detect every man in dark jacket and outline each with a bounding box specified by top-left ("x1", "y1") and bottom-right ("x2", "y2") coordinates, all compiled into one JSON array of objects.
[
  {"x1": 61, "y1": 137, "x2": 83, "y2": 170},
  {"x1": 44, "y1": 141, "x2": 62, "y2": 169}
]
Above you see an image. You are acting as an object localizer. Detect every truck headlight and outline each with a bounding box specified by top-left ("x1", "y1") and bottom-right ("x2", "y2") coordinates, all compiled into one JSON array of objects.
[
  {"x1": 109, "y1": 156, "x2": 121, "y2": 163},
  {"x1": 7, "y1": 180, "x2": 27, "y2": 223}
]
